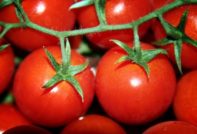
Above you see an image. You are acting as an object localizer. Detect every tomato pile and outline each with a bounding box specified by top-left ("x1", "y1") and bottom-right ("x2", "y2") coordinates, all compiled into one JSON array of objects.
[{"x1": 1, "y1": 0, "x2": 197, "y2": 134}]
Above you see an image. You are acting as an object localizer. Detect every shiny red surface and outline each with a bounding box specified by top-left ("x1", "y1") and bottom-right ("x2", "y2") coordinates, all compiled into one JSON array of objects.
[
  {"x1": 153, "y1": 5, "x2": 197, "y2": 69},
  {"x1": 173, "y1": 70, "x2": 197, "y2": 126},
  {"x1": 143, "y1": 121, "x2": 197, "y2": 134},
  {"x1": 61, "y1": 114, "x2": 126, "y2": 134},
  {"x1": 13, "y1": 46, "x2": 95, "y2": 127},
  {"x1": 0, "y1": 42, "x2": 14, "y2": 94},
  {"x1": 96, "y1": 43, "x2": 176, "y2": 125},
  {"x1": 0, "y1": 0, "x2": 76, "y2": 51},
  {"x1": 0, "y1": 104, "x2": 30, "y2": 133},
  {"x1": 77, "y1": 0, "x2": 152, "y2": 49}
]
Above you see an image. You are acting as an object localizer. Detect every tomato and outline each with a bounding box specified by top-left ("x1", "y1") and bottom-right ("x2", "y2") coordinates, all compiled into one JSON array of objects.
[
  {"x1": 150, "y1": 0, "x2": 173, "y2": 10},
  {"x1": 3, "y1": 125, "x2": 51, "y2": 134},
  {"x1": 153, "y1": 5, "x2": 197, "y2": 70},
  {"x1": 0, "y1": 42, "x2": 15, "y2": 94},
  {"x1": 0, "y1": 104, "x2": 30, "y2": 133},
  {"x1": 95, "y1": 42, "x2": 176, "y2": 125},
  {"x1": 69, "y1": 35, "x2": 83, "y2": 49},
  {"x1": 13, "y1": 46, "x2": 95, "y2": 127},
  {"x1": 143, "y1": 121, "x2": 197, "y2": 134},
  {"x1": 60, "y1": 114, "x2": 126, "y2": 134},
  {"x1": 0, "y1": 0, "x2": 76, "y2": 51},
  {"x1": 173, "y1": 70, "x2": 197, "y2": 126},
  {"x1": 77, "y1": 0, "x2": 152, "y2": 49}
]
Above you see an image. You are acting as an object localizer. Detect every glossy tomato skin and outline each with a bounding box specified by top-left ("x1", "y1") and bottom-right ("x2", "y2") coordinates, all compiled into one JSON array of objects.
[
  {"x1": 0, "y1": 104, "x2": 30, "y2": 133},
  {"x1": 173, "y1": 70, "x2": 197, "y2": 126},
  {"x1": 77, "y1": 0, "x2": 152, "y2": 49},
  {"x1": 0, "y1": 43, "x2": 15, "y2": 94},
  {"x1": 95, "y1": 42, "x2": 176, "y2": 125},
  {"x1": 13, "y1": 46, "x2": 95, "y2": 127},
  {"x1": 61, "y1": 114, "x2": 126, "y2": 134},
  {"x1": 153, "y1": 5, "x2": 197, "y2": 70},
  {"x1": 69, "y1": 35, "x2": 83, "y2": 49},
  {"x1": 143, "y1": 121, "x2": 197, "y2": 134},
  {"x1": 150, "y1": 0, "x2": 173, "y2": 10},
  {"x1": 0, "y1": 0, "x2": 76, "y2": 51},
  {"x1": 3, "y1": 125, "x2": 51, "y2": 134}
]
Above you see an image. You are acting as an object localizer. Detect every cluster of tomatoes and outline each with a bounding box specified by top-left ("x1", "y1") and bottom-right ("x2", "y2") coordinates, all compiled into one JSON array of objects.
[{"x1": 1, "y1": 0, "x2": 197, "y2": 134}]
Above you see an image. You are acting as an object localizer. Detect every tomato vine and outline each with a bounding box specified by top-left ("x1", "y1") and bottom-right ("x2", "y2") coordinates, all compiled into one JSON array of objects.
[{"x1": 0, "y1": 0, "x2": 197, "y2": 101}]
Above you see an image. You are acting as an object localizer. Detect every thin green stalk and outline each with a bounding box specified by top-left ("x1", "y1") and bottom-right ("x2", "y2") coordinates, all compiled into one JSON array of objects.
[
  {"x1": 94, "y1": 0, "x2": 107, "y2": 25},
  {"x1": 133, "y1": 26, "x2": 140, "y2": 53},
  {"x1": 1, "y1": 0, "x2": 194, "y2": 39},
  {"x1": 59, "y1": 37, "x2": 67, "y2": 66}
]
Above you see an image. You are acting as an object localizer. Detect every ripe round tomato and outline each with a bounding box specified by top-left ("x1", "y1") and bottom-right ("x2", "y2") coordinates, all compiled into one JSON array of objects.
[
  {"x1": 0, "y1": 42, "x2": 15, "y2": 94},
  {"x1": 13, "y1": 46, "x2": 95, "y2": 127},
  {"x1": 60, "y1": 114, "x2": 126, "y2": 134},
  {"x1": 143, "y1": 121, "x2": 197, "y2": 134},
  {"x1": 153, "y1": 5, "x2": 197, "y2": 70},
  {"x1": 95, "y1": 42, "x2": 176, "y2": 125},
  {"x1": 3, "y1": 125, "x2": 51, "y2": 134},
  {"x1": 0, "y1": 104, "x2": 30, "y2": 133},
  {"x1": 77, "y1": 0, "x2": 152, "y2": 49},
  {"x1": 173, "y1": 70, "x2": 197, "y2": 126},
  {"x1": 0, "y1": 0, "x2": 76, "y2": 51}
]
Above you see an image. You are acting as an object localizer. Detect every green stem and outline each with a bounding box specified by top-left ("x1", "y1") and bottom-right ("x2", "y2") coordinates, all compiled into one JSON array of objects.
[
  {"x1": 0, "y1": 22, "x2": 24, "y2": 38},
  {"x1": 133, "y1": 26, "x2": 141, "y2": 53},
  {"x1": 59, "y1": 37, "x2": 67, "y2": 66},
  {"x1": 26, "y1": 21, "x2": 61, "y2": 37},
  {"x1": 94, "y1": 0, "x2": 107, "y2": 25},
  {"x1": 13, "y1": 0, "x2": 30, "y2": 22},
  {"x1": 1, "y1": 0, "x2": 193, "y2": 39}
]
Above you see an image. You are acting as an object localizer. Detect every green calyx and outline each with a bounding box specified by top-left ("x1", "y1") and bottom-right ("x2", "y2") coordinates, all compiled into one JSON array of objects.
[
  {"x1": 70, "y1": 0, "x2": 94, "y2": 9},
  {"x1": 0, "y1": 44, "x2": 8, "y2": 52},
  {"x1": 43, "y1": 38, "x2": 88, "y2": 102},
  {"x1": 71, "y1": 0, "x2": 106, "y2": 25},
  {"x1": 0, "y1": 0, "x2": 14, "y2": 9},
  {"x1": 112, "y1": 40, "x2": 167, "y2": 76},
  {"x1": 154, "y1": 10, "x2": 197, "y2": 73}
]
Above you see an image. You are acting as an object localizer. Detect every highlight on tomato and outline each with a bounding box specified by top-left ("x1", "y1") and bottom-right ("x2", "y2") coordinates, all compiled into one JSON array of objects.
[
  {"x1": 95, "y1": 42, "x2": 176, "y2": 125},
  {"x1": 153, "y1": 5, "x2": 197, "y2": 70},
  {"x1": 13, "y1": 45, "x2": 95, "y2": 127},
  {"x1": 77, "y1": 0, "x2": 152, "y2": 49},
  {"x1": 60, "y1": 114, "x2": 126, "y2": 134},
  {"x1": 0, "y1": 0, "x2": 76, "y2": 51}
]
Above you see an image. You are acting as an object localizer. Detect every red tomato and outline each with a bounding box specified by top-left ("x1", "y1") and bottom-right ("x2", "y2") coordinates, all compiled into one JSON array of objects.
[
  {"x1": 95, "y1": 42, "x2": 176, "y2": 125},
  {"x1": 173, "y1": 70, "x2": 197, "y2": 126},
  {"x1": 60, "y1": 114, "x2": 126, "y2": 134},
  {"x1": 0, "y1": 0, "x2": 76, "y2": 51},
  {"x1": 3, "y1": 125, "x2": 51, "y2": 134},
  {"x1": 0, "y1": 104, "x2": 30, "y2": 133},
  {"x1": 0, "y1": 42, "x2": 15, "y2": 94},
  {"x1": 153, "y1": 5, "x2": 197, "y2": 69},
  {"x1": 13, "y1": 46, "x2": 95, "y2": 127},
  {"x1": 77, "y1": 0, "x2": 152, "y2": 49},
  {"x1": 150, "y1": 0, "x2": 173, "y2": 10},
  {"x1": 69, "y1": 35, "x2": 83, "y2": 49},
  {"x1": 143, "y1": 121, "x2": 197, "y2": 134}
]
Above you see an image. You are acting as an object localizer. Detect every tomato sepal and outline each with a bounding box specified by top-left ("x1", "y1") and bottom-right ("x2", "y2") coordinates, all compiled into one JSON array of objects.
[
  {"x1": 70, "y1": 0, "x2": 94, "y2": 10},
  {"x1": 0, "y1": 0, "x2": 14, "y2": 9},
  {"x1": 111, "y1": 39, "x2": 167, "y2": 76},
  {"x1": 154, "y1": 10, "x2": 197, "y2": 72},
  {"x1": 0, "y1": 44, "x2": 9, "y2": 52},
  {"x1": 43, "y1": 39, "x2": 88, "y2": 102}
]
